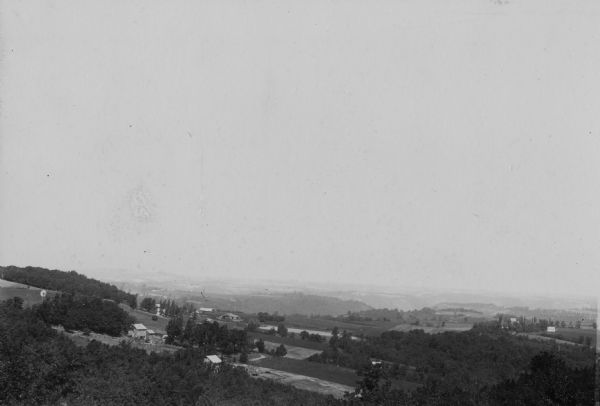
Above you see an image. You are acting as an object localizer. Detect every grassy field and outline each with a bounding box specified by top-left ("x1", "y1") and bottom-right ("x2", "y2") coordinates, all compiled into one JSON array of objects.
[
  {"x1": 541, "y1": 327, "x2": 596, "y2": 346},
  {"x1": 262, "y1": 340, "x2": 322, "y2": 360},
  {"x1": 254, "y1": 355, "x2": 360, "y2": 387},
  {"x1": 253, "y1": 355, "x2": 421, "y2": 392},
  {"x1": 249, "y1": 331, "x2": 329, "y2": 351},
  {"x1": 390, "y1": 322, "x2": 473, "y2": 334},
  {"x1": 284, "y1": 314, "x2": 397, "y2": 337},
  {"x1": 0, "y1": 279, "x2": 57, "y2": 307}
]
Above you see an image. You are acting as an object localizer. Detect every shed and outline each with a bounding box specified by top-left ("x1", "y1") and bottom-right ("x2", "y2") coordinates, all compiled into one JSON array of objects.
[{"x1": 204, "y1": 355, "x2": 222, "y2": 365}]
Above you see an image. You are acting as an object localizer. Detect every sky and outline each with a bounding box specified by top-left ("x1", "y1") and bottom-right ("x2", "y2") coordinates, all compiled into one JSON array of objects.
[{"x1": 1, "y1": 0, "x2": 599, "y2": 296}]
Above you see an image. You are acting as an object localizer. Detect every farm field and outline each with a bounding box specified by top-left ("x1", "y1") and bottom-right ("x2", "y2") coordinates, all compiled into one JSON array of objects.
[
  {"x1": 262, "y1": 340, "x2": 322, "y2": 360},
  {"x1": 284, "y1": 314, "x2": 397, "y2": 337},
  {"x1": 389, "y1": 322, "x2": 473, "y2": 334},
  {"x1": 249, "y1": 331, "x2": 329, "y2": 351},
  {"x1": 237, "y1": 362, "x2": 354, "y2": 399},
  {"x1": 252, "y1": 355, "x2": 359, "y2": 388},
  {"x1": 540, "y1": 327, "x2": 596, "y2": 346},
  {"x1": 251, "y1": 355, "x2": 421, "y2": 393}
]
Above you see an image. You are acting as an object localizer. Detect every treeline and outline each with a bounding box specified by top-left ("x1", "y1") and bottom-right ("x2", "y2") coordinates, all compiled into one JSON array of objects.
[
  {"x1": 497, "y1": 314, "x2": 597, "y2": 332},
  {"x1": 258, "y1": 311, "x2": 285, "y2": 323},
  {"x1": 36, "y1": 293, "x2": 134, "y2": 336},
  {"x1": 310, "y1": 324, "x2": 596, "y2": 398},
  {"x1": 0, "y1": 298, "x2": 341, "y2": 406},
  {"x1": 166, "y1": 316, "x2": 249, "y2": 356},
  {"x1": 0, "y1": 266, "x2": 137, "y2": 308}
]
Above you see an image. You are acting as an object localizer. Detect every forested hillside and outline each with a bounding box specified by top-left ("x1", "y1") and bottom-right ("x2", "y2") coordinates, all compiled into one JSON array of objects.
[
  {"x1": 0, "y1": 266, "x2": 137, "y2": 308},
  {"x1": 0, "y1": 297, "x2": 342, "y2": 406},
  {"x1": 311, "y1": 323, "x2": 596, "y2": 405}
]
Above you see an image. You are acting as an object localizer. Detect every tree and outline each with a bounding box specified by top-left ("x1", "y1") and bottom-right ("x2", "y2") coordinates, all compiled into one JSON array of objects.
[
  {"x1": 166, "y1": 316, "x2": 183, "y2": 344},
  {"x1": 275, "y1": 344, "x2": 287, "y2": 357},
  {"x1": 140, "y1": 297, "x2": 156, "y2": 312},
  {"x1": 246, "y1": 319, "x2": 260, "y2": 332},
  {"x1": 300, "y1": 330, "x2": 309, "y2": 340},
  {"x1": 355, "y1": 363, "x2": 392, "y2": 403},
  {"x1": 329, "y1": 327, "x2": 339, "y2": 347},
  {"x1": 255, "y1": 338, "x2": 265, "y2": 353},
  {"x1": 277, "y1": 323, "x2": 288, "y2": 337},
  {"x1": 239, "y1": 352, "x2": 249, "y2": 363}
]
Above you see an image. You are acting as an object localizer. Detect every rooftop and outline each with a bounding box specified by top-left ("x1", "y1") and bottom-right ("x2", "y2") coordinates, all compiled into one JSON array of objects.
[{"x1": 205, "y1": 355, "x2": 222, "y2": 364}]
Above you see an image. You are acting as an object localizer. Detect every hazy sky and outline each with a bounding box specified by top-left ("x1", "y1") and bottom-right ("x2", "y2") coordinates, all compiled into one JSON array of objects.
[{"x1": 1, "y1": 0, "x2": 599, "y2": 296}]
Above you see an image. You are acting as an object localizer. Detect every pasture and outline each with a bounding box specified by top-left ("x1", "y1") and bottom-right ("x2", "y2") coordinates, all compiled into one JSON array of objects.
[
  {"x1": 541, "y1": 327, "x2": 597, "y2": 346},
  {"x1": 284, "y1": 314, "x2": 397, "y2": 337},
  {"x1": 249, "y1": 331, "x2": 329, "y2": 351},
  {"x1": 253, "y1": 355, "x2": 359, "y2": 388},
  {"x1": 262, "y1": 340, "x2": 322, "y2": 360},
  {"x1": 238, "y1": 362, "x2": 354, "y2": 399},
  {"x1": 0, "y1": 279, "x2": 56, "y2": 307}
]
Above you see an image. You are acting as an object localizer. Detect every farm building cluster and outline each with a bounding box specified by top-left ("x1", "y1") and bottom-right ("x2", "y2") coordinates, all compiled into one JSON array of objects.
[{"x1": 128, "y1": 323, "x2": 166, "y2": 344}]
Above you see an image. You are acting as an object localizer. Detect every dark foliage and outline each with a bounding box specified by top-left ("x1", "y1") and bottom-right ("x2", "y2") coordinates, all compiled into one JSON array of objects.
[
  {"x1": 313, "y1": 323, "x2": 595, "y2": 405},
  {"x1": 167, "y1": 316, "x2": 251, "y2": 355},
  {"x1": 36, "y1": 293, "x2": 134, "y2": 336},
  {"x1": 258, "y1": 311, "x2": 285, "y2": 323},
  {"x1": 1, "y1": 266, "x2": 137, "y2": 308},
  {"x1": 139, "y1": 297, "x2": 156, "y2": 312}
]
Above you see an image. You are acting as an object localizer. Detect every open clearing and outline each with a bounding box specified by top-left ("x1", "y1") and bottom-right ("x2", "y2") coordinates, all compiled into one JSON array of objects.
[
  {"x1": 236, "y1": 362, "x2": 354, "y2": 399},
  {"x1": 520, "y1": 328, "x2": 597, "y2": 348},
  {"x1": 0, "y1": 279, "x2": 57, "y2": 307},
  {"x1": 249, "y1": 331, "x2": 329, "y2": 351},
  {"x1": 543, "y1": 327, "x2": 597, "y2": 346},
  {"x1": 262, "y1": 340, "x2": 322, "y2": 360},
  {"x1": 390, "y1": 323, "x2": 473, "y2": 334},
  {"x1": 252, "y1": 354, "x2": 359, "y2": 387}
]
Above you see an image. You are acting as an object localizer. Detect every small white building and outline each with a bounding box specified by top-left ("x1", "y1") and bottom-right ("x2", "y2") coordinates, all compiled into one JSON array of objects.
[
  {"x1": 510, "y1": 317, "x2": 518, "y2": 324},
  {"x1": 204, "y1": 355, "x2": 222, "y2": 366},
  {"x1": 131, "y1": 323, "x2": 148, "y2": 339},
  {"x1": 198, "y1": 307, "x2": 215, "y2": 313},
  {"x1": 547, "y1": 326, "x2": 556, "y2": 333}
]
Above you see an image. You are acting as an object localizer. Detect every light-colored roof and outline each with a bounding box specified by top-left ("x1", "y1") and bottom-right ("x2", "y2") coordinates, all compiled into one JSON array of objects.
[
  {"x1": 205, "y1": 355, "x2": 222, "y2": 364},
  {"x1": 133, "y1": 323, "x2": 147, "y2": 330},
  {"x1": 199, "y1": 307, "x2": 214, "y2": 312},
  {"x1": 147, "y1": 329, "x2": 155, "y2": 335}
]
